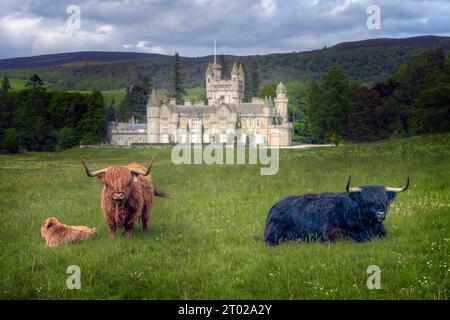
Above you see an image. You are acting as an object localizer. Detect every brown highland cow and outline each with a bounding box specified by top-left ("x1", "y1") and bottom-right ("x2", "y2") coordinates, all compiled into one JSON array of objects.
[
  {"x1": 81, "y1": 157, "x2": 167, "y2": 238},
  {"x1": 40, "y1": 217, "x2": 96, "y2": 247}
]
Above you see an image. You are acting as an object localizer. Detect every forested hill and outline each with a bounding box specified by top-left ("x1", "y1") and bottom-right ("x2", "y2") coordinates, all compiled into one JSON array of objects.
[
  {"x1": 0, "y1": 35, "x2": 449, "y2": 91},
  {"x1": 0, "y1": 52, "x2": 165, "y2": 70}
]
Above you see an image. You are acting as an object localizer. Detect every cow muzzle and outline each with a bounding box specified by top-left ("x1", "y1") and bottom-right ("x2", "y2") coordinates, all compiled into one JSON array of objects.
[
  {"x1": 112, "y1": 192, "x2": 126, "y2": 201},
  {"x1": 375, "y1": 211, "x2": 386, "y2": 222}
]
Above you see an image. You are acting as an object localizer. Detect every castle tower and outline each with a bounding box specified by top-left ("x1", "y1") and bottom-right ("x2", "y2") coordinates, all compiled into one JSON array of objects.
[
  {"x1": 211, "y1": 63, "x2": 222, "y2": 80},
  {"x1": 147, "y1": 89, "x2": 161, "y2": 143},
  {"x1": 205, "y1": 61, "x2": 245, "y2": 105},
  {"x1": 231, "y1": 62, "x2": 239, "y2": 82},
  {"x1": 238, "y1": 63, "x2": 245, "y2": 82},
  {"x1": 274, "y1": 82, "x2": 288, "y2": 119}
]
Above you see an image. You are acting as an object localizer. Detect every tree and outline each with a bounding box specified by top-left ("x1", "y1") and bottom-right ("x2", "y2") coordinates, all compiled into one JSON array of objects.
[
  {"x1": 48, "y1": 92, "x2": 87, "y2": 130},
  {"x1": 1, "y1": 77, "x2": 11, "y2": 93},
  {"x1": 345, "y1": 87, "x2": 382, "y2": 142},
  {"x1": 218, "y1": 54, "x2": 228, "y2": 76},
  {"x1": 4, "y1": 128, "x2": 19, "y2": 153},
  {"x1": 286, "y1": 81, "x2": 310, "y2": 143},
  {"x1": 25, "y1": 74, "x2": 46, "y2": 92},
  {"x1": 169, "y1": 52, "x2": 186, "y2": 104},
  {"x1": 57, "y1": 126, "x2": 79, "y2": 150},
  {"x1": 377, "y1": 48, "x2": 450, "y2": 136},
  {"x1": 257, "y1": 83, "x2": 277, "y2": 99},
  {"x1": 13, "y1": 89, "x2": 55, "y2": 150},
  {"x1": 0, "y1": 87, "x2": 15, "y2": 148},
  {"x1": 79, "y1": 91, "x2": 107, "y2": 144},
  {"x1": 306, "y1": 66, "x2": 355, "y2": 143},
  {"x1": 118, "y1": 83, "x2": 149, "y2": 122},
  {"x1": 245, "y1": 59, "x2": 260, "y2": 101}
]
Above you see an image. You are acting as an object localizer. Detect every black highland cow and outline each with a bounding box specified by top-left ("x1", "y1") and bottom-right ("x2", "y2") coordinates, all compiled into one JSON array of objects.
[{"x1": 264, "y1": 177, "x2": 409, "y2": 246}]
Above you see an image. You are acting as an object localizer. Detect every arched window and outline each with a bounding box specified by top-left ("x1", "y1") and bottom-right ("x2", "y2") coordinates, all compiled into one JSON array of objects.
[
  {"x1": 117, "y1": 138, "x2": 124, "y2": 145},
  {"x1": 138, "y1": 138, "x2": 144, "y2": 143},
  {"x1": 128, "y1": 138, "x2": 133, "y2": 145}
]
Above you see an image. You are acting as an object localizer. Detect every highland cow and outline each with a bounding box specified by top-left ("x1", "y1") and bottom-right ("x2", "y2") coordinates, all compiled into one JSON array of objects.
[
  {"x1": 264, "y1": 176, "x2": 409, "y2": 246},
  {"x1": 81, "y1": 157, "x2": 167, "y2": 238},
  {"x1": 40, "y1": 217, "x2": 96, "y2": 247}
]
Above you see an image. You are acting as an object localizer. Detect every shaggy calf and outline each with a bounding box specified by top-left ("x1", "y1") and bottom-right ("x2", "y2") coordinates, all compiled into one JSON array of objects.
[
  {"x1": 264, "y1": 177, "x2": 409, "y2": 246},
  {"x1": 40, "y1": 217, "x2": 96, "y2": 247},
  {"x1": 81, "y1": 157, "x2": 167, "y2": 238}
]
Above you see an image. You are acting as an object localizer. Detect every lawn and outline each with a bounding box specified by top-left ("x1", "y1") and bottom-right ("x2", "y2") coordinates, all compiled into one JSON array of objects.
[
  {"x1": 0, "y1": 134, "x2": 448, "y2": 299},
  {"x1": 7, "y1": 78, "x2": 56, "y2": 91}
]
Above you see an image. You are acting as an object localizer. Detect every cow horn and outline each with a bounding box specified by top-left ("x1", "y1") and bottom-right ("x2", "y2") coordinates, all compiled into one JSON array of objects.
[
  {"x1": 385, "y1": 177, "x2": 410, "y2": 193},
  {"x1": 346, "y1": 175, "x2": 361, "y2": 192},
  {"x1": 80, "y1": 157, "x2": 107, "y2": 177},
  {"x1": 130, "y1": 157, "x2": 154, "y2": 176}
]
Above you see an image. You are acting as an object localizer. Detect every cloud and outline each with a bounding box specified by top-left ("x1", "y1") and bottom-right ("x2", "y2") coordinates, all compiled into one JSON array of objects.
[
  {"x1": 0, "y1": 0, "x2": 449, "y2": 59},
  {"x1": 124, "y1": 41, "x2": 167, "y2": 54}
]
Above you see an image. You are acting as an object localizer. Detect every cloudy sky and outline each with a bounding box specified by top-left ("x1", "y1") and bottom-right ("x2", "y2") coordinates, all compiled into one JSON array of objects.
[{"x1": 0, "y1": 0, "x2": 449, "y2": 59}]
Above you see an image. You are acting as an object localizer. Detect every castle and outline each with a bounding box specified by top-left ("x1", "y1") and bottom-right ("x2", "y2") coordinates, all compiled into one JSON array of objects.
[{"x1": 108, "y1": 61, "x2": 292, "y2": 146}]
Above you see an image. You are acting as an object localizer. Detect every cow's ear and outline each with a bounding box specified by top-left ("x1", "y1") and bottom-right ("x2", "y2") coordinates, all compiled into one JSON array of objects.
[
  {"x1": 95, "y1": 173, "x2": 106, "y2": 182},
  {"x1": 386, "y1": 191, "x2": 397, "y2": 202}
]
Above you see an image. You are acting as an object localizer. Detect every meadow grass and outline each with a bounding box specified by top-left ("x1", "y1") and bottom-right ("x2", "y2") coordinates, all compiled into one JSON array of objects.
[
  {"x1": 0, "y1": 134, "x2": 448, "y2": 299},
  {"x1": 8, "y1": 78, "x2": 56, "y2": 91}
]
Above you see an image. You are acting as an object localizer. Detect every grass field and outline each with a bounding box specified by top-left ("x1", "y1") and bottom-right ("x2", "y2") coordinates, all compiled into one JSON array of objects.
[
  {"x1": 8, "y1": 78, "x2": 56, "y2": 91},
  {"x1": 0, "y1": 134, "x2": 449, "y2": 299}
]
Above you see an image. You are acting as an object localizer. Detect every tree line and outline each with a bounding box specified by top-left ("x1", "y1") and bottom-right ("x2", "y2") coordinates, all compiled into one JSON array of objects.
[
  {"x1": 259, "y1": 48, "x2": 450, "y2": 144},
  {"x1": 0, "y1": 75, "x2": 107, "y2": 152}
]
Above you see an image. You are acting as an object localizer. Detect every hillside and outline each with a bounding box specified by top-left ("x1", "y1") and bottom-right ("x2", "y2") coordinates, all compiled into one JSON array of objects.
[
  {"x1": 0, "y1": 35, "x2": 449, "y2": 91},
  {"x1": 0, "y1": 51, "x2": 164, "y2": 70}
]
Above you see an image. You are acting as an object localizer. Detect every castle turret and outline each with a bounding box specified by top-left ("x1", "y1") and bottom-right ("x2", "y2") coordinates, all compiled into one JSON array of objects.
[
  {"x1": 147, "y1": 89, "x2": 161, "y2": 143},
  {"x1": 231, "y1": 62, "x2": 239, "y2": 80},
  {"x1": 238, "y1": 63, "x2": 245, "y2": 81},
  {"x1": 274, "y1": 82, "x2": 288, "y2": 119}
]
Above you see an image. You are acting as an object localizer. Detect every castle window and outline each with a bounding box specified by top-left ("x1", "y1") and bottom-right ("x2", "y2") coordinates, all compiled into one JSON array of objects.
[
  {"x1": 220, "y1": 119, "x2": 226, "y2": 129},
  {"x1": 138, "y1": 138, "x2": 144, "y2": 143},
  {"x1": 180, "y1": 118, "x2": 188, "y2": 129},
  {"x1": 150, "y1": 121, "x2": 154, "y2": 129},
  {"x1": 128, "y1": 138, "x2": 133, "y2": 145},
  {"x1": 191, "y1": 118, "x2": 200, "y2": 128},
  {"x1": 204, "y1": 118, "x2": 210, "y2": 128},
  {"x1": 161, "y1": 118, "x2": 168, "y2": 129},
  {"x1": 117, "y1": 138, "x2": 124, "y2": 145},
  {"x1": 256, "y1": 119, "x2": 260, "y2": 128}
]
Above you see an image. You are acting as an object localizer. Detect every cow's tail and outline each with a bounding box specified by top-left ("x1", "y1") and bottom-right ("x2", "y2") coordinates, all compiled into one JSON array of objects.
[{"x1": 154, "y1": 187, "x2": 169, "y2": 198}]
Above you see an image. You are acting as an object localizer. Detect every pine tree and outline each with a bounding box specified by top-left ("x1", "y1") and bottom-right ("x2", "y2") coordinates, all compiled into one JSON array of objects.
[
  {"x1": 118, "y1": 80, "x2": 151, "y2": 122},
  {"x1": 26, "y1": 74, "x2": 46, "y2": 91},
  {"x1": 245, "y1": 59, "x2": 260, "y2": 101},
  {"x1": 1, "y1": 77, "x2": 11, "y2": 93},
  {"x1": 169, "y1": 52, "x2": 186, "y2": 104}
]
